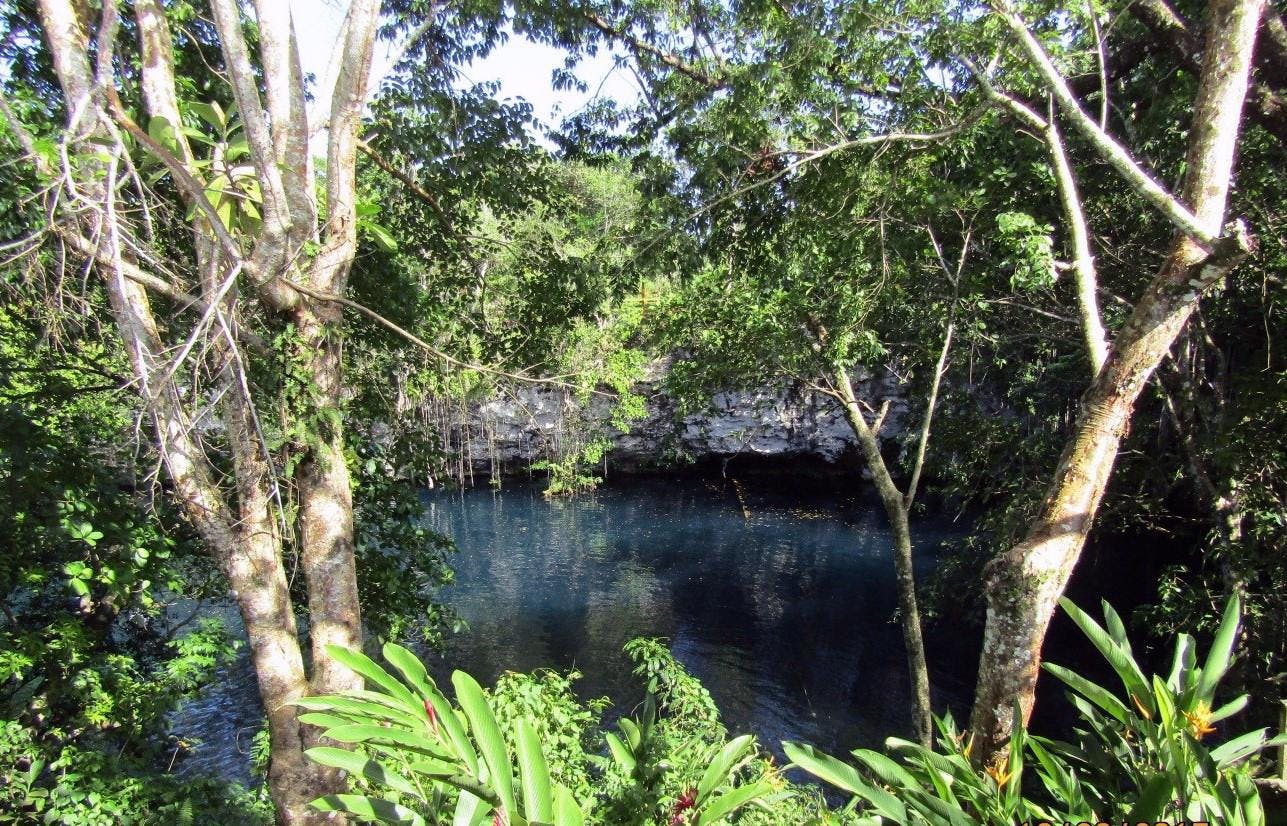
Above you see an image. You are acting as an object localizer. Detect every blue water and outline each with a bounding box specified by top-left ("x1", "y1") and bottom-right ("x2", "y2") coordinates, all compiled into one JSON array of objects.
[
  {"x1": 171, "y1": 475, "x2": 976, "y2": 782},
  {"x1": 422, "y1": 477, "x2": 974, "y2": 759}
]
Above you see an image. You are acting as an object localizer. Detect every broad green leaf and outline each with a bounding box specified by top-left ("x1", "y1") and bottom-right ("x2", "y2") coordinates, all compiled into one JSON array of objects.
[
  {"x1": 382, "y1": 642, "x2": 438, "y2": 700},
  {"x1": 1210, "y1": 728, "x2": 1269, "y2": 767},
  {"x1": 696, "y1": 734, "x2": 755, "y2": 804},
  {"x1": 1168, "y1": 634, "x2": 1195, "y2": 692},
  {"x1": 325, "y1": 645, "x2": 423, "y2": 713},
  {"x1": 1042, "y1": 662, "x2": 1130, "y2": 724},
  {"x1": 304, "y1": 747, "x2": 420, "y2": 798},
  {"x1": 516, "y1": 717, "x2": 553, "y2": 822},
  {"x1": 364, "y1": 221, "x2": 399, "y2": 252},
  {"x1": 292, "y1": 694, "x2": 423, "y2": 729},
  {"x1": 695, "y1": 779, "x2": 775, "y2": 825},
  {"x1": 311, "y1": 793, "x2": 426, "y2": 825},
  {"x1": 190, "y1": 101, "x2": 226, "y2": 133},
  {"x1": 1195, "y1": 596, "x2": 1241, "y2": 703},
  {"x1": 1126, "y1": 774, "x2": 1174, "y2": 823},
  {"x1": 553, "y1": 785, "x2": 583, "y2": 826},
  {"x1": 1059, "y1": 598, "x2": 1150, "y2": 705},
  {"x1": 605, "y1": 732, "x2": 635, "y2": 773},
  {"x1": 147, "y1": 116, "x2": 178, "y2": 153},
  {"x1": 1210, "y1": 694, "x2": 1250, "y2": 722},
  {"x1": 851, "y1": 749, "x2": 921, "y2": 792},
  {"x1": 452, "y1": 671, "x2": 515, "y2": 816},
  {"x1": 313, "y1": 723, "x2": 450, "y2": 757},
  {"x1": 453, "y1": 789, "x2": 487, "y2": 826}
]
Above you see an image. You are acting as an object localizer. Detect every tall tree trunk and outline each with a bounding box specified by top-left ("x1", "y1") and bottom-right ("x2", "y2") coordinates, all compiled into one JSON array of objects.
[
  {"x1": 834, "y1": 368, "x2": 933, "y2": 746},
  {"x1": 969, "y1": 0, "x2": 1264, "y2": 767},
  {"x1": 294, "y1": 0, "x2": 381, "y2": 696},
  {"x1": 35, "y1": 0, "x2": 384, "y2": 819}
]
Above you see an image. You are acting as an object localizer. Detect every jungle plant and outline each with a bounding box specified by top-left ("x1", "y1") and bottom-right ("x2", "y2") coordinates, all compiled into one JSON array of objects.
[
  {"x1": 294, "y1": 641, "x2": 790, "y2": 824},
  {"x1": 785, "y1": 596, "x2": 1283, "y2": 825}
]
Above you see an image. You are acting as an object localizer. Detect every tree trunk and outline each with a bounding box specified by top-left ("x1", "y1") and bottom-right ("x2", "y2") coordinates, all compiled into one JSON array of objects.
[
  {"x1": 295, "y1": 303, "x2": 365, "y2": 696},
  {"x1": 834, "y1": 368, "x2": 933, "y2": 747},
  {"x1": 34, "y1": 0, "x2": 383, "y2": 819},
  {"x1": 969, "y1": 0, "x2": 1264, "y2": 767}
]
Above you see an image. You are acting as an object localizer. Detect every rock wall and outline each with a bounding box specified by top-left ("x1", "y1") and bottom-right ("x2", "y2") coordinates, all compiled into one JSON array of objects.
[{"x1": 456, "y1": 358, "x2": 909, "y2": 476}]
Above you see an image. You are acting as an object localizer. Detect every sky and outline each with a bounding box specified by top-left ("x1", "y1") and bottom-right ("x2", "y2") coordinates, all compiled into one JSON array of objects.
[{"x1": 289, "y1": 0, "x2": 641, "y2": 143}]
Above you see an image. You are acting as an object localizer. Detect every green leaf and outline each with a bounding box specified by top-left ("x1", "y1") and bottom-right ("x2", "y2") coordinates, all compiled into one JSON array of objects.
[
  {"x1": 325, "y1": 645, "x2": 423, "y2": 713},
  {"x1": 696, "y1": 734, "x2": 755, "y2": 805},
  {"x1": 604, "y1": 732, "x2": 635, "y2": 773},
  {"x1": 553, "y1": 785, "x2": 583, "y2": 826},
  {"x1": 784, "y1": 742, "x2": 866, "y2": 795},
  {"x1": 452, "y1": 671, "x2": 515, "y2": 816},
  {"x1": 365, "y1": 221, "x2": 399, "y2": 252},
  {"x1": 695, "y1": 779, "x2": 775, "y2": 825},
  {"x1": 312, "y1": 723, "x2": 450, "y2": 757},
  {"x1": 1042, "y1": 662, "x2": 1131, "y2": 724},
  {"x1": 850, "y1": 748, "x2": 921, "y2": 791},
  {"x1": 1126, "y1": 774, "x2": 1174, "y2": 823},
  {"x1": 1059, "y1": 598, "x2": 1150, "y2": 706},
  {"x1": 304, "y1": 747, "x2": 420, "y2": 798},
  {"x1": 147, "y1": 116, "x2": 178, "y2": 152},
  {"x1": 1210, "y1": 728, "x2": 1269, "y2": 767},
  {"x1": 515, "y1": 717, "x2": 553, "y2": 822},
  {"x1": 190, "y1": 101, "x2": 226, "y2": 133},
  {"x1": 292, "y1": 694, "x2": 425, "y2": 730},
  {"x1": 382, "y1": 643, "x2": 438, "y2": 700},
  {"x1": 1195, "y1": 596, "x2": 1241, "y2": 703},
  {"x1": 311, "y1": 793, "x2": 426, "y2": 825}
]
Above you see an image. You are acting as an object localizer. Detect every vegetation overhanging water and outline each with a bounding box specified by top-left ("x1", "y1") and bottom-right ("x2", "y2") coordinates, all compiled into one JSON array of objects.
[{"x1": 170, "y1": 476, "x2": 975, "y2": 784}]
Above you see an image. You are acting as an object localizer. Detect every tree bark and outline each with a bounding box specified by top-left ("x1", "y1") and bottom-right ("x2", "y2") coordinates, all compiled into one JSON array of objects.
[
  {"x1": 834, "y1": 368, "x2": 933, "y2": 747},
  {"x1": 293, "y1": 0, "x2": 382, "y2": 698},
  {"x1": 970, "y1": 0, "x2": 1264, "y2": 767},
  {"x1": 34, "y1": 0, "x2": 386, "y2": 820}
]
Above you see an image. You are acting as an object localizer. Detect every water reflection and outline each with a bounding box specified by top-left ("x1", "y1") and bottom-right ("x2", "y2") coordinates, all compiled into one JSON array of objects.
[
  {"x1": 170, "y1": 476, "x2": 976, "y2": 783},
  {"x1": 423, "y1": 477, "x2": 974, "y2": 760}
]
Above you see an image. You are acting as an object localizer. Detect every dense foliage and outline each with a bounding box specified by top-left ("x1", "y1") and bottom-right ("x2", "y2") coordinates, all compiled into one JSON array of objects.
[
  {"x1": 295, "y1": 598, "x2": 1279, "y2": 824},
  {"x1": 0, "y1": 0, "x2": 1282, "y2": 820}
]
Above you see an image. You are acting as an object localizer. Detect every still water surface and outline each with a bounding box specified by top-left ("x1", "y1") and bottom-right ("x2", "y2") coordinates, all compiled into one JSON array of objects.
[{"x1": 172, "y1": 476, "x2": 975, "y2": 784}]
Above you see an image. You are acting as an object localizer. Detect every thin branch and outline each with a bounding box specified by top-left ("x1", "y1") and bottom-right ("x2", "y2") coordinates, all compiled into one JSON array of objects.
[
  {"x1": 582, "y1": 11, "x2": 725, "y2": 90},
  {"x1": 690, "y1": 103, "x2": 993, "y2": 222},
  {"x1": 972, "y1": 73, "x2": 1109, "y2": 373},
  {"x1": 987, "y1": 0, "x2": 1215, "y2": 244},
  {"x1": 57, "y1": 228, "x2": 270, "y2": 354},
  {"x1": 279, "y1": 278, "x2": 614, "y2": 397},
  {"x1": 357, "y1": 140, "x2": 458, "y2": 237}
]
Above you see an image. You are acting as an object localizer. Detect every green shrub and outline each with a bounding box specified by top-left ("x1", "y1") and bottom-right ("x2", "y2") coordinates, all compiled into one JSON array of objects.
[
  {"x1": 785, "y1": 596, "x2": 1284, "y2": 826},
  {"x1": 293, "y1": 641, "x2": 800, "y2": 824}
]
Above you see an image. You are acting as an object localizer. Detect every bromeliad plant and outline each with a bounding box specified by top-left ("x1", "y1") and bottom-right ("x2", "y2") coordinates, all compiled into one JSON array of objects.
[
  {"x1": 293, "y1": 643, "x2": 783, "y2": 825},
  {"x1": 785, "y1": 596, "x2": 1283, "y2": 826}
]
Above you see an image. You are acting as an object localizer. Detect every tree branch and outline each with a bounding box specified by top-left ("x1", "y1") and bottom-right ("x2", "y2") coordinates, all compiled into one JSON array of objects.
[
  {"x1": 279, "y1": 278, "x2": 614, "y2": 397},
  {"x1": 582, "y1": 11, "x2": 726, "y2": 90},
  {"x1": 989, "y1": 0, "x2": 1215, "y2": 245}
]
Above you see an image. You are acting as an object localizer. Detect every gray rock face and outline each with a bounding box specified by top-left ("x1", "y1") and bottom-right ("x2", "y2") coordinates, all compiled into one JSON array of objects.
[{"x1": 455, "y1": 358, "x2": 909, "y2": 475}]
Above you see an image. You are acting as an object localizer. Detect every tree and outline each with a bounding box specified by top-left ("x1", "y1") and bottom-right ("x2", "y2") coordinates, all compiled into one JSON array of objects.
[
  {"x1": 967, "y1": 0, "x2": 1264, "y2": 765},
  {"x1": 13, "y1": 0, "x2": 382, "y2": 819}
]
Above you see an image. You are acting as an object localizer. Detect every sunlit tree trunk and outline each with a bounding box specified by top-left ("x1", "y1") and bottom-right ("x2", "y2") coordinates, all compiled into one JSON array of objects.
[
  {"x1": 35, "y1": 0, "x2": 384, "y2": 819},
  {"x1": 970, "y1": 0, "x2": 1264, "y2": 767}
]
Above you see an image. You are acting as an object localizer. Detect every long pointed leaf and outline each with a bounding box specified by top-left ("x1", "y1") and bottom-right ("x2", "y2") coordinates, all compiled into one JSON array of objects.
[
  {"x1": 305, "y1": 746, "x2": 421, "y2": 799},
  {"x1": 453, "y1": 671, "x2": 516, "y2": 816},
  {"x1": 312, "y1": 793, "x2": 426, "y2": 825},
  {"x1": 696, "y1": 734, "x2": 755, "y2": 805},
  {"x1": 325, "y1": 645, "x2": 423, "y2": 713},
  {"x1": 516, "y1": 717, "x2": 553, "y2": 822},
  {"x1": 1196, "y1": 596, "x2": 1242, "y2": 704}
]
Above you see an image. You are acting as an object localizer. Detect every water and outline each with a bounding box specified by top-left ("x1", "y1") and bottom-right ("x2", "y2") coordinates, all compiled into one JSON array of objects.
[{"x1": 171, "y1": 475, "x2": 976, "y2": 783}]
